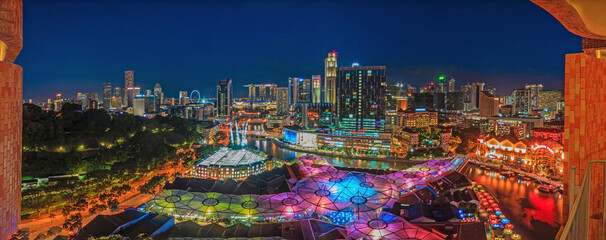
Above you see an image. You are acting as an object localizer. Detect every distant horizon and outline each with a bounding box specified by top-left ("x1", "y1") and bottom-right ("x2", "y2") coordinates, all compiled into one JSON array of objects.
[{"x1": 19, "y1": 0, "x2": 579, "y2": 102}]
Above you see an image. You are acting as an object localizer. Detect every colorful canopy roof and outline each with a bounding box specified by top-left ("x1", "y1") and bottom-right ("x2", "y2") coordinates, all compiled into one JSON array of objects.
[{"x1": 346, "y1": 212, "x2": 444, "y2": 240}]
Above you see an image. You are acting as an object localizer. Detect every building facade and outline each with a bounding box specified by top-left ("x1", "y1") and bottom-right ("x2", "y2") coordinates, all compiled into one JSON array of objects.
[
  {"x1": 124, "y1": 70, "x2": 134, "y2": 107},
  {"x1": 397, "y1": 108, "x2": 438, "y2": 129},
  {"x1": 312, "y1": 75, "x2": 322, "y2": 103},
  {"x1": 102, "y1": 82, "x2": 111, "y2": 109},
  {"x1": 216, "y1": 78, "x2": 232, "y2": 117},
  {"x1": 190, "y1": 147, "x2": 273, "y2": 181},
  {"x1": 324, "y1": 51, "x2": 337, "y2": 104},
  {"x1": 336, "y1": 66, "x2": 386, "y2": 132},
  {"x1": 0, "y1": 0, "x2": 22, "y2": 237},
  {"x1": 275, "y1": 87, "x2": 289, "y2": 116},
  {"x1": 479, "y1": 91, "x2": 499, "y2": 117}
]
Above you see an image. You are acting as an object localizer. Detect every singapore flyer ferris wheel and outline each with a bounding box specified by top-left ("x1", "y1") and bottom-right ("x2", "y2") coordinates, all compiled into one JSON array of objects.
[{"x1": 190, "y1": 90, "x2": 201, "y2": 103}]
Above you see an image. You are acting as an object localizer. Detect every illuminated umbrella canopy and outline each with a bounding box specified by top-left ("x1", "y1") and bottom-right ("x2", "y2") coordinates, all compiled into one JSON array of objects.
[
  {"x1": 268, "y1": 192, "x2": 313, "y2": 218},
  {"x1": 296, "y1": 155, "x2": 336, "y2": 176},
  {"x1": 148, "y1": 189, "x2": 198, "y2": 216},
  {"x1": 294, "y1": 172, "x2": 396, "y2": 214},
  {"x1": 346, "y1": 211, "x2": 444, "y2": 240},
  {"x1": 422, "y1": 159, "x2": 456, "y2": 174},
  {"x1": 383, "y1": 171, "x2": 425, "y2": 191},
  {"x1": 192, "y1": 192, "x2": 232, "y2": 219},
  {"x1": 228, "y1": 194, "x2": 274, "y2": 220}
]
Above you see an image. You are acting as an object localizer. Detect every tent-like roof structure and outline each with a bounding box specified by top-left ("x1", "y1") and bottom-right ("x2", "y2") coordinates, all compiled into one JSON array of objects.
[{"x1": 346, "y1": 211, "x2": 444, "y2": 240}]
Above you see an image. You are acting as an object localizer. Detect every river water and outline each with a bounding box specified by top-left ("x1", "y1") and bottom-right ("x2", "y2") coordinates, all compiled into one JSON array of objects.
[
  {"x1": 246, "y1": 137, "x2": 414, "y2": 170},
  {"x1": 247, "y1": 137, "x2": 563, "y2": 240},
  {"x1": 460, "y1": 163, "x2": 563, "y2": 240}
]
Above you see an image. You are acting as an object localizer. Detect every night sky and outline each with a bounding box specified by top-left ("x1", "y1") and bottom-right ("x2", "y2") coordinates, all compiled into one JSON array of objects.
[{"x1": 17, "y1": 0, "x2": 581, "y2": 102}]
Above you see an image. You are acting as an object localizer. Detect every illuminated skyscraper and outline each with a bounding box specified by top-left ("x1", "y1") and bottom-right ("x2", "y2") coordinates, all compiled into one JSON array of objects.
[
  {"x1": 113, "y1": 87, "x2": 122, "y2": 109},
  {"x1": 288, "y1": 77, "x2": 299, "y2": 105},
  {"x1": 336, "y1": 65, "x2": 387, "y2": 132},
  {"x1": 124, "y1": 71, "x2": 134, "y2": 107},
  {"x1": 312, "y1": 75, "x2": 322, "y2": 103},
  {"x1": 102, "y1": 82, "x2": 112, "y2": 109},
  {"x1": 324, "y1": 51, "x2": 337, "y2": 104},
  {"x1": 154, "y1": 83, "x2": 163, "y2": 105},
  {"x1": 479, "y1": 91, "x2": 499, "y2": 117},
  {"x1": 0, "y1": 0, "x2": 22, "y2": 237},
  {"x1": 259, "y1": 85, "x2": 267, "y2": 101},
  {"x1": 276, "y1": 87, "x2": 289, "y2": 115},
  {"x1": 217, "y1": 78, "x2": 232, "y2": 116},
  {"x1": 437, "y1": 75, "x2": 446, "y2": 93},
  {"x1": 179, "y1": 91, "x2": 188, "y2": 105},
  {"x1": 248, "y1": 85, "x2": 256, "y2": 101},
  {"x1": 298, "y1": 78, "x2": 311, "y2": 103},
  {"x1": 448, "y1": 78, "x2": 456, "y2": 92}
]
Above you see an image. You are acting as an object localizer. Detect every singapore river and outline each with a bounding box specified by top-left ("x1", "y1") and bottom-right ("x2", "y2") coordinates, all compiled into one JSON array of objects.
[
  {"x1": 246, "y1": 137, "x2": 414, "y2": 170},
  {"x1": 460, "y1": 163, "x2": 564, "y2": 240},
  {"x1": 247, "y1": 137, "x2": 563, "y2": 240}
]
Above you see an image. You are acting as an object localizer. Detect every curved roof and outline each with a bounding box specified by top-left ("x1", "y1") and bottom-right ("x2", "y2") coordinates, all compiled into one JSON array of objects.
[{"x1": 532, "y1": 0, "x2": 606, "y2": 39}]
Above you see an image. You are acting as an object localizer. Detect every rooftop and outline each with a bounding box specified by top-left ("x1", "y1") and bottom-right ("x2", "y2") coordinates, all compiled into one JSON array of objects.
[{"x1": 196, "y1": 147, "x2": 269, "y2": 167}]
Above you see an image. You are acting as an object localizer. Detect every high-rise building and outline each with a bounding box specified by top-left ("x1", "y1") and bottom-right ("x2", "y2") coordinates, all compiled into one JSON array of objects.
[
  {"x1": 470, "y1": 82, "x2": 485, "y2": 110},
  {"x1": 113, "y1": 87, "x2": 122, "y2": 109},
  {"x1": 102, "y1": 82, "x2": 112, "y2": 109},
  {"x1": 179, "y1": 91, "x2": 188, "y2": 105},
  {"x1": 298, "y1": 78, "x2": 311, "y2": 103},
  {"x1": 525, "y1": 83, "x2": 543, "y2": 111},
  {"x1": 324, "y1": 51, "x2": 337, "y2": 104},
  {"x1": 448, "y1": 78, "x2": 456, "y2": 92},
  {"x1": 248, "y1": 85, "x2": 256, "y2": 101},
  {"x1": 288, "y1": 77, "x2": 299, "y2": 105},
  {"x1": 479, "y1": 91, "x2": 499, "y2": 117},
  {"x1": 276, "y1": 87, "x2": 289, "y2": 115},
  {"x1": 269, "y1": 85, "x2": 277, "y2": 101},
  {"x1": 134, "y1": 95, "x2": 156, "y2": 116},
  {"x1": 538, "y1": 90, "x2": 563, "y2": 114},
  {"x1": 0, "y1": 0, "x2": 23, "y2": 237},
  {"x1": 336, "y1": 65, "x2": 386, "y2": 132},
  {"x1": 259, "y1": 85, "x2": 267, "y2": 101},
  {"x1": 312, "y1": 75, "x2": 322, "y2": 103},
  {"x1": 154, "y1": 83, "x2": 163, "y2": 105},
  {"x1": 446, "y1": 91, "x2": 465, "y2": 111},
  {"x1": 509, "y1": 88, "x2": 531, "y2": 114},
  {"x1": 217, "y1": 78, "x2": 232, "y2": 116},
  {"x1": 124, "y1": 71, "x2": 134, "y2": 107},
  {"x1": 437, "y1": 75, "x2": 446, "y2": 93}
]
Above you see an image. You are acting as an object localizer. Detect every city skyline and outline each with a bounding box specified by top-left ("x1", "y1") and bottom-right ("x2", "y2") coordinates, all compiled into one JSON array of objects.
[{"x1": 19, "y1": 0, "x2": 579, "y2": 102}]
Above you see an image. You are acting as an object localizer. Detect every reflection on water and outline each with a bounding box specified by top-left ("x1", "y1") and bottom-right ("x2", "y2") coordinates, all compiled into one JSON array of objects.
[
  {"x1": 462, "y1": 163, "x2": 563, "y2": 240},
  {"x1": 246, "y1": 137, "x2": 414, "y2": 170}
]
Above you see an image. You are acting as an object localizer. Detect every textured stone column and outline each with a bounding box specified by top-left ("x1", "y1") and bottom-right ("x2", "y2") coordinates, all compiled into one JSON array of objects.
[{"x1": 0, "y1": 0, "x2": 22, "y2": 239}]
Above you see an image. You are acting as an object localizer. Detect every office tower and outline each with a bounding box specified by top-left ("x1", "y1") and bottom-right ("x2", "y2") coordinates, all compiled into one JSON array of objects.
[
  {"x1": 216, "y1": 78, "x2": 232, "y2": 116},
  {"x1": 91, "y1": 92, "x2": 99, "y2": 102},
  {"x1": 386, "y1": 84, "x2": 401, "y2": 111},
  {"x1": 324, "y1": 51, "x2": 337, "y2": 104},
  {"x1": 525, "y1": 83, "x2": 543, "y2": 111},
  {"x1": 154, "y1": 83, "x2": 163, "y2": 105},
  {"x1": 446, "y1": 91, "x2": 465, "y2": 111},
  {"x1": 298, "y1": 78, "x2": 311, "y2": 103},
  {"x1": 248, "y1": 85, "x2": 256, "y2": 101},
  {"x1": 406, "y1": 84, "x2": 417, "y2": 96},
  {"x1": 0, "y1": 0, "x2": 22, "y2": 237},
  {"x1": 124, "y1": 71, "x2": 134, "y2": 107},
  {"x1": 437, "y1": 75, "x2": 446, "y2": 93},
  {"x1": 134, "y1": 95, "x2": 156, "y2": 116},
  {"x1": 470, "y1": 82, "x2": 485, "y2": 110},
  {"x1": 538, "y1": 90, "x2": 563, "y2": 113},
  {"x1": 259, "y1": 85, "x2": 267, "y2": 101},
  {"x1": 56, "y1": 93, "x2": 62, "y2": 100},
  {"x1": 269, "y1": 85, "x2": 277, "y2": 101},
  {"x1": 312, "y1": 75, "x2": 322, "y2": 103},
  {"x1": 288, "y1": 77, "x2": 299, "y2": 105},
  {"x1": 479, "y1": 91, "x2": 499, "y2": 117},
  {"x1": 145, "y1": 89, "x2": 151, "y2": 97},
  {"x1": 179, "y1": 91, "x2": 188, "y2": 105},
  {"x1": 336, "y1": 65, "x2": 386, "y2": 132},
  {"x1": 509, "y1": 88, "x2": 531, "y2": 114},
  {"x1": 112, "y1": 87, "x2": 122, "y2": 109},
  {"x1": 448, "y1": 78, "x2": 456, "y2": 92},
  {"x1": 276, "y1": 87, "x2": 289, "y2": 115}
]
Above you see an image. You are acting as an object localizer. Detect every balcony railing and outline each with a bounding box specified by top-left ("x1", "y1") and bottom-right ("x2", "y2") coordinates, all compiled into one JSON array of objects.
[{"x1": 560, "y1": 160, "x2": 606, "y2": 240}]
